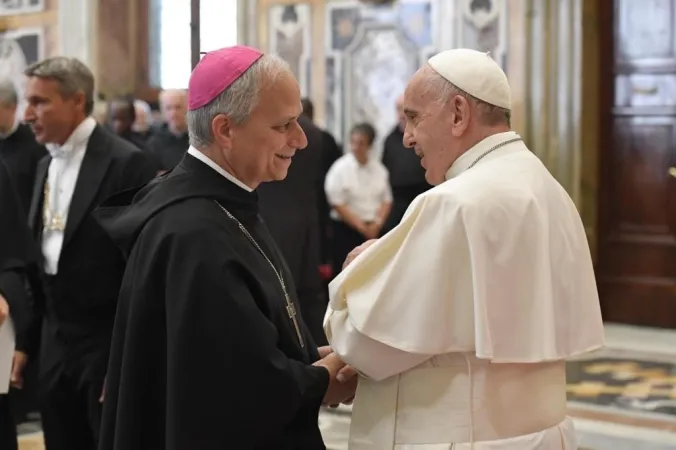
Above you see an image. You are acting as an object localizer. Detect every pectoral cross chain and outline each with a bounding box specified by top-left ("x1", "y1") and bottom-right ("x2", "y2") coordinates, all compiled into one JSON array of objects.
[{"x1": 215, "y1": 201, "x2": 305, "y2": 348}]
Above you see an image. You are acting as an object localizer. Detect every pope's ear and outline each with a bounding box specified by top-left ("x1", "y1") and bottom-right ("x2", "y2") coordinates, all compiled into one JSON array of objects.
[{"x1": 211, "y1": 114, "x2": 234, "y2": 148}]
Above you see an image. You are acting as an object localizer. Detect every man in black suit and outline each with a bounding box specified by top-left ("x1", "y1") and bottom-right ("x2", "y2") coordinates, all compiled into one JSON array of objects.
[
  {"x1": 20, "y1": 57, "x2": 156, "y2": 450},
  {"x1": 258, "y1": 114, "x2": 328, "y2": 345},
  {"x1": 0, "y1": 159, "x2": 38, "y2": 450},
  {"x1": 0, "y1": 80, "x2": 47, "y2": 214}
]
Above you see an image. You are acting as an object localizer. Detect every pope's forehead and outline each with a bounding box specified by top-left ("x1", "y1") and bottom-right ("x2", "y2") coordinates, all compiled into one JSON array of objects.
[{"x1": 404, "y1": 68, "x2": 436, "y2": 105}]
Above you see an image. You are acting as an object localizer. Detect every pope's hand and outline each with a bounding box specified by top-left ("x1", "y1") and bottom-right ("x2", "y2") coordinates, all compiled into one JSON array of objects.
[
  {"x1": 343, "y1": 239, "x2": 378, "y2": 270},
  {"x1": 317, "y1": 346, "x2": 357, "y2": 383},
  {"x1": 314, "y1": 352, "x2": 358, "y2": 406},
  {"x1": 0, "y1": 294, "x2": 8, "y2": 327}
]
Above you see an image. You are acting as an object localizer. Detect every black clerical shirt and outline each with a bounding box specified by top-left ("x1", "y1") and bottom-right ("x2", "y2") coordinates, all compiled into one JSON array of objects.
[{"x1": 95, "y1": 153, "x2": 330, "y2": 450}]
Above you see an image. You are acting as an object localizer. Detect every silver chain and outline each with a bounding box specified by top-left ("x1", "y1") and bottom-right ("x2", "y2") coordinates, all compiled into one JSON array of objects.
[
  {"x1": 467, "y1": 137, "x2": 522, "y2": 170},
  {"x1": 214, "y1": 201, "x2": 305, "y2": 348}
]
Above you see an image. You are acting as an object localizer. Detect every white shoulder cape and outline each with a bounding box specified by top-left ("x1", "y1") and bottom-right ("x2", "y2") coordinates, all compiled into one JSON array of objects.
[{"x1": 324, "y1": 143, "x2": 604, "y2": 362}]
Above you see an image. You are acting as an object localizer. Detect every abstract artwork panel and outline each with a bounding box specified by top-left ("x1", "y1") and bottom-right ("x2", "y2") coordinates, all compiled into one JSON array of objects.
[
  {"x1": 398, "y1": 1, "x2": 433, "y2": 48},
  {"x1": 458, "y1": 0, "x2": 508, "y2": 70},
  {"x1": 343, "y1": 23, "x2": 420, "y2": 158},
  {"x1": 0, "y1": 27, "x2": 44, "y2": 113},
  {"x1": 323, "y1": 0, "x2": 507, "y2": 152},
  {"x1": 0, "y1": 0, "x2": 44, "y2": 16},
  {"x1": 329, "y1": 5, "x2": 362, "y2": 51},
  {"x1": 268, "y1": 3, "x2": 312, "y2": 96}
]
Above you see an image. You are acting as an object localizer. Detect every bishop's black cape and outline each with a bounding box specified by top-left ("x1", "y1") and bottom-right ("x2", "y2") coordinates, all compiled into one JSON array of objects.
[{"x1": 94, "y1": 154, "x2": 330, "y2": 450}]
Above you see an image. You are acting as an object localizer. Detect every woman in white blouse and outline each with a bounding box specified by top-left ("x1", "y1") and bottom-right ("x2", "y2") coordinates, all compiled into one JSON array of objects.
[{"x1": 324, "y1": 123, "x2": 392, "y2": 277}]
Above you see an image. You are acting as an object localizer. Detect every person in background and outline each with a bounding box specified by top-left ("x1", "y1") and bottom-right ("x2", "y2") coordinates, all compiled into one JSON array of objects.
[
  {"x1": 0, "y1": 79, "x2": 46, "y2": 435},
  {"x1": 91, "y1": 93, "x2": 108, "y2": 125},
  {"x1": 0, "y1": 80, "x2": 47, "y2": 213},
  {"x1": 108, "y1": 97, "x2": 149, "y2": 150},
  {"x1": 380, "y1": 94, "x2": 431, "y2": 234},
  {"x1": 0, "y1": 159, "x2": 39, "y2": 450},
  {"x1": 131, "y1": 99, "x2": 153, "y2": 140},
  {"x1": 107, "y1": 96, "x2": 162, "y2": 172},
  {"x1": 146, "y1": 89, "x2": 189, "y2": 171},
  {"x1": 21, "y1": 56, "x2": 156, "y2": 450},
  {"x1": 324, "y1": 122, "x2": 392, "y2": 278},
  {"x1": 300, "y1": 98, "x2": 341, "y2": 281}
]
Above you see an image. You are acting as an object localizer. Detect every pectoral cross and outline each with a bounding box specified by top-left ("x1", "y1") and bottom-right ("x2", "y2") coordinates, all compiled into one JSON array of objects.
[{"x1": 286, "y1": 295, "x2": 305, "y2": 348}]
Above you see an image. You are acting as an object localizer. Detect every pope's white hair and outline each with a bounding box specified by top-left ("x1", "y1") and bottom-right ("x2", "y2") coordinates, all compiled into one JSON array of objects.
[
  {"x1": 187, "y1": 54, "x2": 291, "y2": 148},
  {"x1": 421, "y1": 65, "x2": 510, "y2": 127}
]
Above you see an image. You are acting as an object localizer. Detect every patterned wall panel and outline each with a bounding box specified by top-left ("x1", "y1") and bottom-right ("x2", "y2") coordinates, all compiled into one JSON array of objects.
[
  {"x1": 250, "y1": 0, "x2": 509, "y2": 154},
  {"x1": 325, "y1": 0, "x2": 437, "y2": 155},
  {"x1": 268, "y1": 3, "x2": 313, "y2": 97}
]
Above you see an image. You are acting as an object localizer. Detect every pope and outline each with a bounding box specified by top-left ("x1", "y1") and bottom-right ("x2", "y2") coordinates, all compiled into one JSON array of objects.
[{"x1": 325, "y1": 49, "x2": 605, "y2": 449}]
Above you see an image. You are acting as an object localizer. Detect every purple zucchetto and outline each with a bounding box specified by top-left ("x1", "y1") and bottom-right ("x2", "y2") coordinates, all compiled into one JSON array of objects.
[{"x1": 187, "y1": 45, "x2": 264, "y2": 111}]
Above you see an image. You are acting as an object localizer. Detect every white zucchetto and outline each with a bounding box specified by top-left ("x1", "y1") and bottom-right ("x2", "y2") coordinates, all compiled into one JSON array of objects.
[{"x1": 428, "y1": 48, "x2": 511, "y2": 110}]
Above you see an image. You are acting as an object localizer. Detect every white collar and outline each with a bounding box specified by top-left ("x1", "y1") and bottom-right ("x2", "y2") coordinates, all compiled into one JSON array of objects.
[
  {"x1": 45, "y1": 117, "x2": 97, "y2": 158},
  {"x1": 187, "y1": 146, "x2": 253, "y2": 192},
  {"x1": 444, "y1": 131, "x2": 521, "y2": 180},
  {"x1": 0, "y1": 117, "x2": 20, "y2": 140}
]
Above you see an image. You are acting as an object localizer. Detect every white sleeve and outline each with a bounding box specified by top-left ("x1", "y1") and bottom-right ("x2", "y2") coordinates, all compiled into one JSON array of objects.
[
  {"x1": 324, "y1": 162, "x2": 348, "y2": 207},
  {"x1": 328, "y1": 307, "x2": 429, "y2": 381}
]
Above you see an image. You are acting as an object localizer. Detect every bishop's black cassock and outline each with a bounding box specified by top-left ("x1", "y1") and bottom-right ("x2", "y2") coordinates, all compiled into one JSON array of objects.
[
  {"x1": 95, "y1": 153, "x2": 330, "y2": 450},
  {"x1": 0, "y1": 159, "x2": 38, "y2": 450}
]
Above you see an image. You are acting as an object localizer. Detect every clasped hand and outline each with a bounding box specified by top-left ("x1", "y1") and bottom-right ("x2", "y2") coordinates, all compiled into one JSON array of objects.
[{"x1": 313, "y1": 346, "x2": 357, "y2": 407}]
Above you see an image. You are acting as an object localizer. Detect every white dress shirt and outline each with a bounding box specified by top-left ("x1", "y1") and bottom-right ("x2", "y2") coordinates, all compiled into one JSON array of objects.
[
  {"x1": 324, "y1": 153, "x2": 392, "y2": 222},
  {"x1": 187, "y1": 146, "x2": 252, "y2": 192},
  {"x1": 42, "y1": 117, "x2": 96, "y2": 274}
]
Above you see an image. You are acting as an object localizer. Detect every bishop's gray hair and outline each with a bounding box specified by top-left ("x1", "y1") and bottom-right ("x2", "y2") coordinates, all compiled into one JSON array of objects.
[
  {"x1": 187, "y1": 54, "x2": 291, "y2": 149},
  {"x1": 422, "y1": 65, "x2": 511, "y2": 127},
  {"x1": 0, "y1": 80, "x2": 18, "y2": 107},
  {"x1": 24, "y1": 57, "x2": 95, "y2": 115}
]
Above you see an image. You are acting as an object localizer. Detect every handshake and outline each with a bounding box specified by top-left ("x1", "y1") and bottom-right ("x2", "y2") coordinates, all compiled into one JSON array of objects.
[{"x1": 313, "y1": 346, "x2": 358, "y2": 407}]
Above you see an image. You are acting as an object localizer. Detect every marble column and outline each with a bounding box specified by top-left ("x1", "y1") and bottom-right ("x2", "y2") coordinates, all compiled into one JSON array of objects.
[
  {"x1": 507, "y1": 0, "x2": 599, "y2": 256},
  {"x1": 57, "y1": 0, "x2": 98, "y2": 75}
]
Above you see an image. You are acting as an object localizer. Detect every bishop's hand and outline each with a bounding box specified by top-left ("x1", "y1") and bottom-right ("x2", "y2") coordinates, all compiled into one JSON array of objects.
[
  {"x1": 314, "y1": 352, "x2": 358, "y2": 406},
  {"x1": 343, "y1": 239, "x2": 378, "y2": 270}
]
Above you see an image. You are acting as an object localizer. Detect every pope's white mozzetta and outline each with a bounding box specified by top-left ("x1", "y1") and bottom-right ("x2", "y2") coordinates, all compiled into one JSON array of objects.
[{"x1": 324, "y1": 49, "x2": 605, "y2": 450}]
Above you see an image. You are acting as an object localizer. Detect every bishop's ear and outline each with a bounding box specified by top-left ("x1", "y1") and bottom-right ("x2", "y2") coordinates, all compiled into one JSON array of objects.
[{"x1": 211, "y1": 114, "x2": 235, "y2": 149}]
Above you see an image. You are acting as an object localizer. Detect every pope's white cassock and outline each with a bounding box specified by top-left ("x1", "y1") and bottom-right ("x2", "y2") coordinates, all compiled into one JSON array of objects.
[{"x1": 324, "y1": 129, "x2": 605, "y2": 448}]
